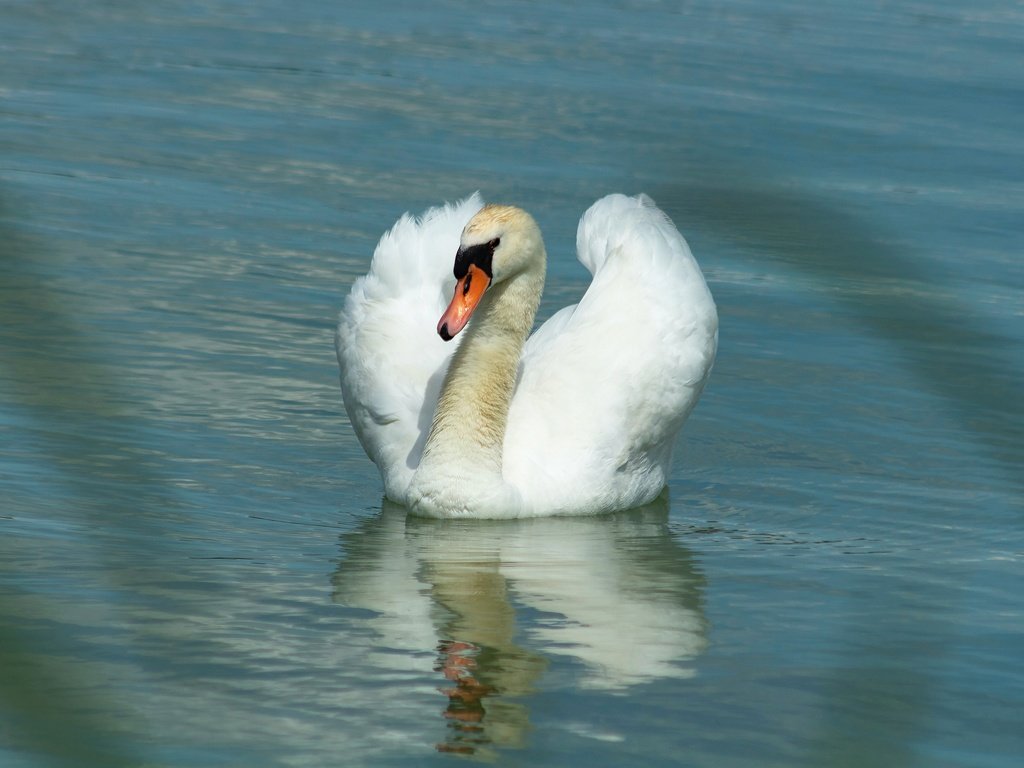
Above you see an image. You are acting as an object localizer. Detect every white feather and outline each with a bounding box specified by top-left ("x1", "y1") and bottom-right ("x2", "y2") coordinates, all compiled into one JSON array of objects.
[
  {"x1": 335, "y1": 194, "x2": 483, "y2": 498},
  {"x1": 337, "y1": 193, "x2": 717, "y2": 517}
]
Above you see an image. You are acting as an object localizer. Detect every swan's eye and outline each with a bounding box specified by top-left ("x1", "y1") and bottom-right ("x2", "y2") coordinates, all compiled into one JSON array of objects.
[{"x1": 488, "y1": 238, "x2": 500, "y2": 249}]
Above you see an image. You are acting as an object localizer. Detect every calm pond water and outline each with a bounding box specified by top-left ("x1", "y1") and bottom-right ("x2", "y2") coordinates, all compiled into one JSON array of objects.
[{"x1": 2, "y1": 1, "x2": 1022, "y2": 766}]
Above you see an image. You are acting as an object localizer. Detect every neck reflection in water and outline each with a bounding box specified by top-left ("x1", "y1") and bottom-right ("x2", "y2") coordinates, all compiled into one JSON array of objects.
[{"x1": 332, "y1": 493, "x2": 707, "y2": 757}]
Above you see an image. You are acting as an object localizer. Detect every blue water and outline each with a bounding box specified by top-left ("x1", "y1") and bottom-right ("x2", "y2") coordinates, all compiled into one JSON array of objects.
[{"x1": 1, "y1": 1, "x2": 1022, "y2": 766}]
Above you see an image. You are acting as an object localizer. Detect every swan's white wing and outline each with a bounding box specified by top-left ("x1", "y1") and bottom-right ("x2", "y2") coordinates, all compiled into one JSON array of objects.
[
  {"x1": 504, "y1": 194, "x2": 718, "y2": 514},
  {"x1": 336, "y1": 194, "x2": 484, "y2": 500}
]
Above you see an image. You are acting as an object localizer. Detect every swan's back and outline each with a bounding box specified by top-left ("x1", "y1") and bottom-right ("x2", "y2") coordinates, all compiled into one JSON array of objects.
[{"x1": 503, "y1": 194, "x2": 718, "y2": 514}]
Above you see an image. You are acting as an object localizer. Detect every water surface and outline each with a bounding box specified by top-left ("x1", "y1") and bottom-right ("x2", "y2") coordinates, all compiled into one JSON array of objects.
[{"x1": 1, "y1": 1, "x2": 1022, "y2": 766}]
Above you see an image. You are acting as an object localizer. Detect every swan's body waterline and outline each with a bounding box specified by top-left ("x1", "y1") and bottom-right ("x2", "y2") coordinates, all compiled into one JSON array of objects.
[{"x1": 336, "y1": 194, "x2": 718, "y2": 519}]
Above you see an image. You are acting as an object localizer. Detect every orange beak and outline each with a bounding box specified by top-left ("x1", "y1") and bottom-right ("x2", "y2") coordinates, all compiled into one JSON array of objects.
[{"x1": 437, "y1": 263, "x2": 491, "y2": 341}]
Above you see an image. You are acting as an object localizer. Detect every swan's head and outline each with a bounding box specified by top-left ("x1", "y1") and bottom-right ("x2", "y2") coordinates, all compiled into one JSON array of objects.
[{"x1": 438, "y1": 204, "x2": 544, "y2": 341}]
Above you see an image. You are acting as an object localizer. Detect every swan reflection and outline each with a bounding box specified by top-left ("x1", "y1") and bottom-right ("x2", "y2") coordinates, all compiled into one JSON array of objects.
[{"x1": 332, "y1": 493, "x2": 706, "y2": 756}]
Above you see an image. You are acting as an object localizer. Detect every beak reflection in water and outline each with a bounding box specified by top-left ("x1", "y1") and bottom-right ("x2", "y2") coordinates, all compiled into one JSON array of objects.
[{"x1": 332, "y1": 493, "x2": 707, "y2": 758}]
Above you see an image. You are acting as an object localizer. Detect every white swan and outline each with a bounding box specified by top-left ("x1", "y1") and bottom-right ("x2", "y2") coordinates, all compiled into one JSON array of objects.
[{"x1": 336, "y1": 193, "x2": 717, "y2": 518}]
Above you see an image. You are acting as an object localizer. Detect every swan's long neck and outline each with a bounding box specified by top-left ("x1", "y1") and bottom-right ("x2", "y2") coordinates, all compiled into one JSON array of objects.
[{"x1": 411, "y1": 258, "x2": 544, "y2": 514}]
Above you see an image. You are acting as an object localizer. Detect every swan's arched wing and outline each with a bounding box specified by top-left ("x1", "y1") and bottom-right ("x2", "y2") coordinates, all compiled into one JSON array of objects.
[
  {"x1": 504, "y1": 194, "x2": 718, "y2": 514},
  {"x1": 336, "y1": 195, "x2": 483, "y2": 499}
]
